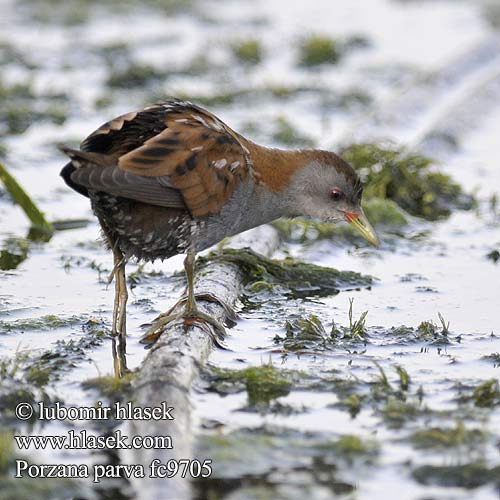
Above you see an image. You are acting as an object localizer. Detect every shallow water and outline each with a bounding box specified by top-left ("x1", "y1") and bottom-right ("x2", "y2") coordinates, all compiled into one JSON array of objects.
[{"x1": 1, "y1": 0, "x2": 500, "y2": 499}]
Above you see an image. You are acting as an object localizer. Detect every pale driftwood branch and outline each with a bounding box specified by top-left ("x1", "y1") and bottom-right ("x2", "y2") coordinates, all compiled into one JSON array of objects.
[{"x1": 122, "y1": 225, "x2": 281, "y2": 500}]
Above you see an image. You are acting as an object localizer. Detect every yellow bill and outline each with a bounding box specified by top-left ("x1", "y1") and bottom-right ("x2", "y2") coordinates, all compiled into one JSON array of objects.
[{"x1": 345, "y1": 209, "x2": 379, "y2": 247}]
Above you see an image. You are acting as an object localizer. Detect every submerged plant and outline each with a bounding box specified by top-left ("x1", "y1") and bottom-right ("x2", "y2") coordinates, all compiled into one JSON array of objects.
[
  {"x1": 395, "y1": 365, "x2": 411, "y2": 392},
  {"x1": 0, "y1": 237, "x2": 29, "y2": 270},
  {"x1": 437, "y1": 312, "x2": 450, "y2": 335},
  {"x1": 107, "y1": 62, "x2": 165, "y2": 88},
  {"x1": 298, "y1": 35, "x2": 341, "y2": 66},
  {"x1": 331, "y1": 298, "x2": 368, "y2": 339},
  {"x1": 202, "y1": 248, "x2": 372, "y2": 300},
  {"x1": 232, "y1": 39, "x2": 262, "y2": 65},
  {"x1": 341, "y1": 142, "x2": 474, "y2": 220},
  {"x1": 272, "y1": 117, "x2": 315, "y2": 147},
  {"x1": 486, "y1": 249, "x2": 499, "y2": 264},
  {"x1": 276, "y1": 300, "x2": 369, "y2": 352},
  {"x1": 410, "y1": 421, "x2": 486, "y2": 450},
  {"x1": 471, "y1": 379, "x2": 500, "y2": 408},
  {"x1": 205, "y1": 364, "x2": 292, "y2": 408},
  {"x1": 279, "y1": 314, "x2": 330, "y2": 351}
]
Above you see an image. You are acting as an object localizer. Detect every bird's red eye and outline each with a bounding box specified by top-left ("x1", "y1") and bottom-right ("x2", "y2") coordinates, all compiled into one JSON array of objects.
[{"x1": 329, "y1": 188, "x2": 345, "y2": 201}]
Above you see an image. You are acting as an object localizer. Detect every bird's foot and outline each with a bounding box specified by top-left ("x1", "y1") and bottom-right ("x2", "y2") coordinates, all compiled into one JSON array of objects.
[
  {"x1": 138, "y1": 312, "x2": 183, "y2": 345},
  {"x1": 183, "y1": 307, "x2": 227, "y2": 347},
  {"x1": 147, "y1": 292, "x2": 237, "y2": 328},
  {"x1": 139, "y1": 304, "x2": 228, "y2": 347}
]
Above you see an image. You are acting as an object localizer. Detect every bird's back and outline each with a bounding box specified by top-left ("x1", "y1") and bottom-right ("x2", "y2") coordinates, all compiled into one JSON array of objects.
[{"x1": 60, "y1": 100, "x2": 252, "y2": 261}]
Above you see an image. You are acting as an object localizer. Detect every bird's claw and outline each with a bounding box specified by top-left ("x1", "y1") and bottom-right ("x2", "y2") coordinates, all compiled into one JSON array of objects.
[{"x1": 139, "y1": 307, "x2": 228, "y2": 348}]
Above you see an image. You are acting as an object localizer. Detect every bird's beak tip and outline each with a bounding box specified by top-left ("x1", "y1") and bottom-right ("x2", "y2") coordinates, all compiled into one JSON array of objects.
[{"x1": 345, "y1": 210, "x2": 379, "y2": 248}]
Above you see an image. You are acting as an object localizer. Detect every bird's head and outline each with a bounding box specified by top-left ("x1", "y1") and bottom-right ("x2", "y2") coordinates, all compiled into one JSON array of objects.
[{"x1": 284, "y1": 150, "x2": 379, "y2": 247}]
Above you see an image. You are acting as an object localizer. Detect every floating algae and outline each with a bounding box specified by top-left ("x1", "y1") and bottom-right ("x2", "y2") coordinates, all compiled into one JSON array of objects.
[
  {"x1": 200, "y1": 248, "x2": 373, "y2": 300},
  {"x1": 340, "y1": 142, "x2": 475, "y2": 220}
]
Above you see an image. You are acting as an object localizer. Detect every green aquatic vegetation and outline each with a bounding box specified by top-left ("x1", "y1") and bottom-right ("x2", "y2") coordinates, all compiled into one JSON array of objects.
[
  {"x1": 481, "y1": 352, "x2": 500, "y2": 367},
  {"x1": 195, "y1": 427, "x2": 358, "y2": 498},
  {"x1": 272, "y1": 218, "x2": 337, "y2": 242},
  {"x1": 417, "y1": 320, "x2": 437, "y2": 337},
  {"x1": 0, "y1": 80, "x2": 69, "y2": 135},
  {"x1": 276, "y1": 301, "x2": 369, "y2": 351},
  {"x1": 3, "y1": 106, "x2": 34, "y2": 135},
  {"x1": 0, "y1": 237, "x2": 29, "y2": 271},
  {"x1": 94, "y1": 42, "x2": 131, "y2": 65},
  {"x1": 18, "y1": 0, "x2": 193, "y2": 25},
  {"x1": 272, "y1": 198, "x2": 408, "y2": 244},
  {"x1": 409, "y1": 421, "x2": 486, "y2": 450},
  {"x1": 373, "y1": 362, "x2": 391, "y2": 392},
  {"x1": 437, "y1": 312, "x2": 450, "y2": 335},
  {"x1": 340, "y1": 142, "x2": 474, "y2": 220},
  {"x1": 206, "y1": 364, "x2": 293, "y2": 407},
  {"x1": 395, "y1": 365, "x2": 411, "y2": 392},
  {"x1": 107, "y1": 63, "x2": 165, "y2": 88},
  {"x1": 387, "y1": 314, "x2": 453, "y2": 344},
  {"x1": 232, "y1": 39, "x2": 262, "y2": 64},
  {"x1": 127, "y1": 262, "x2": 164, "y2": 287},
  {"x1": 0, "y1": 431, "x2": 84, "y2": 500},
  {"x1": 298, "y1": 35, "x2": 341, "y2": 66},
  {"x1": 201, "y1": 248, "x2": 373, "y2": 299},
  {"x1": 26, "y1": 324, "x2": 108, "y2": 384},
  {"x1": 324, "y1": 434, "x2": 379, "y2": 463},
  {"x1": 82, "y1": 372, "x2": 135, "y2": 401},
  {"x1": 338, "y1": 394, "x2": 363, "y2": 418},
  {"x1": 487, "y1": 249, "x2": 499, "y2": 264},
  {"x1": 331, "y1": 298, "x2": 369, "y2": 339},
  {"x1": 347, "y1": 298, "x2": 368, "y2": 337},
  {"x1": 412, "y1": 463, "x2": 500, "y2": 489},
  {"x1": 380, "y1": 396, "x2": 423, "y2": 428},
  {"x1": 471, "y1": 379, "x2": 500, "y2": 408},
  {"x1": 363, "y1": 198, "x2": 409, "y2": 227},
  {"x1": 0, "y1": 314, "x2": 81, "y2": 333},
  {"x1": 0, "y1": 43, "x2": 32, "y2": 67},
  {"x1": 26, "y1": 331, "x2": 106, "y2": 386},
  {"x1": 0, "y1": 479, "x2": 84, "y2": 500},
  {"x1": 0, "y1": 351, "x2": 51, "y2": 423},
  {"x1": 272, "y1": 117, "x2": 315, "y2": 147},
  {"x1": 335, "y1": 88, "x2": 372, "y2": 108},
  {"x1": 0, "y1": 162, "x2": 54, "y2": 239},
  {"x1": 0, "y1": 81, "x2": 34, "y2": 101},
  {"x1": 0, "y1": 430, "x2": 13, "y2": 474},
  {"x1": 233, "y1": 365, "x2": 290, "y2": 406},
  {"x1": 0, "y1": 320, "x2": 107, "y2": 422},
  {"x1": 176, "y1": 85, "x2": 369, "y2": 115},
  {"x1": 279, "y1": 314, "x2": 330, "y2": 351}
]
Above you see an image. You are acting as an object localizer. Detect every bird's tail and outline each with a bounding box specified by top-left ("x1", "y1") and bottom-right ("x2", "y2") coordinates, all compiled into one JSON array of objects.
[{"x1": 58, "y1": 145, "x2": 116, "y2": 169}]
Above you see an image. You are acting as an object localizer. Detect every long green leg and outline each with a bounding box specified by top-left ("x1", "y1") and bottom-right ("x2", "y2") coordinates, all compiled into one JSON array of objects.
[
  {"x1": 140, "y1": 246, "x2": 227, "y2": 345},
  {"x1": 101, "y1": 221, "x2": 128, "y2": 343},
  {"x1": 113, "y1": 244, "x2": 128, "y2": 341}
]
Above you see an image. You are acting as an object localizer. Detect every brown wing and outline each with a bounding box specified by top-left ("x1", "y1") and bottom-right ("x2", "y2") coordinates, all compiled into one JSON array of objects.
[
  {"x1": 118, "y1": 104, "x2": 250, "y2": 217},
  {"x1": 80, "y1": 106, "x2": 168, "y2": 156}
]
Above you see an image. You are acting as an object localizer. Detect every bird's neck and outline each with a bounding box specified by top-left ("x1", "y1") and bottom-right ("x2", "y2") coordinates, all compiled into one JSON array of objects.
[{"x1": 245, "y1": 141, "x2": 313, "y2": 193}]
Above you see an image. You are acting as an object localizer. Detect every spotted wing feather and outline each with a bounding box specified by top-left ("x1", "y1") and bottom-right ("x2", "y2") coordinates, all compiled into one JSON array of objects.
[{"x1": 118, "y1": 106, "x2": 249, "y2": 217}]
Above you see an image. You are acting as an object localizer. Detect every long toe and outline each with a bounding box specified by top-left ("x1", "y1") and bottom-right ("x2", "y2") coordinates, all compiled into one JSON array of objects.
[
  {"x1": 182, "y1": 309, "x2": 227, "y2": 348},
  {"x1": 139, "y1": 313, "x2": 184, "y2": 345},
  {"x1": 139, "y1": 308, "x2": 228, "y2": 348},
  {"x1": 192, "y1": 292, "x2": 239, "y2": 327}
]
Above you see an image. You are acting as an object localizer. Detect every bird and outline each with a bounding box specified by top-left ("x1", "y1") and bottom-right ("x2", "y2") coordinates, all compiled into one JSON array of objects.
[{"x1": 59, "y1": 99, "x2": 378, "y2": 345}]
